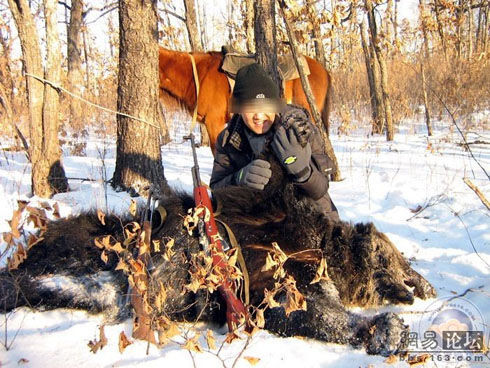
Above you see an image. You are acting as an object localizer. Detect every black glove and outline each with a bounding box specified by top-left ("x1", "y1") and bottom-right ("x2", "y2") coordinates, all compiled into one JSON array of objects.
[
  {"x1": 280, "y1": 106, "x2": 312, "y2": 148},
  {"x1": 234, "y1": 159, "x2": 272, "y2": 190},
  {"x1": 272, "y1": 125, "x2": 312, "y2": 182}
]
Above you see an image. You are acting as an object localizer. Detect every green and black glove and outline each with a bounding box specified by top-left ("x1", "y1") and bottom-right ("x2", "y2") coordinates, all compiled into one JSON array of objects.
[
  {"x1": 234, "y1": 159, "x2": 272, "y2": 190},
  {"x1": 272, "y1": 125, "x2": 312, "y2": 182},
  {"x1": 280, "y1": 106, "x2": 312, "y2": 147}
]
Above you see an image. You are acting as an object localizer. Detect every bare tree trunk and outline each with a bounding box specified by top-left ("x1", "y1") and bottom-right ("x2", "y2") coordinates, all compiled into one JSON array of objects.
[
  {"x1": 8, "y1": 0, "x2": 68, "y2": 197},
  {"x1": 484, "y1": 5, "x2": 489, "y2": 53},
  {"x1": 434, "y1": 0, "x2": 448, "y2": 60},
  {"x1": 254, "y1": 0, "x2": 282, "y2": 91},
  {"x1": 199, "y1": 1, "x2": 208, "y2": 51},
  {"x1": 0, "y1": 25, "x2": 14, "y2": 108},
  {"x1": 278, "y1": 0, "x2": 341, "y2": 181},
  {"x1": 468, "y1": 0, "x2": 474, "y2": 59},
  {"x1": 419, "y1": 0, "x2": 431, "y2": 57},
  {"x1": 456, "y1": 0, "x2": 464, "y2": 60},
  {"x1": 476, "y1": 0, "x2": 483, "y2": 52},
  {"x1": 183, "y1": 0, "x2": 203, "y2": 52},
  {"x1": 113, "y1": 0, "x2": 169, "y2": 196},
  {"x1": 306, "y1": 0, "x2": 327, "y2": 68},
  {"x1": 42, "y1": 0, "x2": 68, "y2": 194},
  {"x1": 67, "y1": 0, "x2": 84, "y2": 130},
  {"x1": 366, "y1": 0, "x2": 394, "y2": 141},
  {"x1": 360, "y1": 21, "x2": 381, "y2": 131},
  {"x1": 245, "y1": 0, "x2": 255, "y2": 53},
  {"x1": 82, "y1": 26, "x2": 91, "y2": 90},
  {"x1": 420, "y1": 63, "x2": 433, "y2": 136},
  {"x1": 183, "y1": 0, "x2": 206, "y2": 145},
  {"x1": 362, "y1": 14, "x2": 385, "y2": 135},
  {"x1": 393, "y1": 0, "x2": 399, "y2": 44}
]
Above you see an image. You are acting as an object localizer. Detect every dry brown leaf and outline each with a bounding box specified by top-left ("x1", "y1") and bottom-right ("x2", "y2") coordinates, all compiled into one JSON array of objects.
[
  {"x1": 129, "y1": 259, "x2": 146, "y2": 275},
  {"x1": 26, "y1": 206, "x2": 48, "y2": 230},
  {"x1": 118, "y1": 331, "x2": 132, "y2": 353},
  {"x1": 408, "y1": 354, "x2": 431, "y2": 366},
  {"x1": 384, "y1": 355, "x2": 398, "y2": 364},
  {"x1": 52, "y1": 202, "x2": 61, "y2": 219},
  {"x1": 185, "y1": 277, "x2": 202, "y2": 293},
  {"x1": 129, "y1": 199, "x2": 137, "y2": 217},
  {"x1": 261, "y1": 253, "x2": 277, "y2": 272},
  {"x1": 272, "y1": 242, "x2": 288, "y2": 263},
  {"x1": 94, "y1": 235, "x2": 112, "y2": 249},
  {"x1": 284, "y1": 276, "x2": 307, "y2": 316},
  {"x1": 206, "y1": 330, "x2": 217, "y2": 350},
  {"x1": 244, "y1": 356, "x2": 260, "y2": 365},
  {"x1": 263, "y1": 288, "x2": 280, "y2": 309},
  {"x1": 183, "y1": 335, "x2": 203, "y2": 353},
  {"x1": 17, "y1": 200, "x2": 28, "y2": 212},
  {"x1": 163, "y1": 238, "x2": 175, "y2": 261},
  {"x1": 224, "y1": 331, "x2": 241, "y2": 344},
  {"x1": 8, "y1": 243, "x2": 27, "y2": 271},
  {"x1": 97, "y1": 209, "x2": 106, "y2": 225},
  {"x1": 255, "y1": 308, "x2": 265, "y2": 328},
  {"x1": 39, "y1": 202, "x2": 52, "y2": 210},
  {"x1": 27, "y1": 234, "x2": 44, "y2": 250},
  {"x1": 165, "y1": 322, "x2": 180, "y2": 339},
  {"x1": 115, "y1": 258, "x2": 129, "y2": 273},
  {"x1": 154, "y1": 281, "x2": 167, "y2": 312},
  {"x1": 101, "y1": 250, "x2": 109, "y2": 264},
  {"x1": 152, "y1": 239, "x2": 161, "y2": 253},
  {"x1": 8, "y1": 208, "x2": 22, "y2": 238},
  {"x1": 3, "y1": 232, "x2": 13, "y2": 246},
  {"x1": 109, "y1": 242, "x2": 124, "y2": 254},
  {"x1": 88, "y1": 325, "x2": 108, "y2": 354},
  {"x1": 310, "y1": 257, "x2": 330, "y2": 284}
]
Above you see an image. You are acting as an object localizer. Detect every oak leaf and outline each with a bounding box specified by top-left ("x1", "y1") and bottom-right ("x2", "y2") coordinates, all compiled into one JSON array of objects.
[
  {"x1": 183, "y1": 335, "x2": 203, "y2": 353},
  {"x1": 97, "y1": 209, "x2": 105, "y2": 225},
  {"x1": 206, "y1": 330, "x2": 216, "y2": 350},
  {"x1": 88, "y1": 325, "x2": 107, "y2": 354},
  {"x1": 118, "y1": 331, "x2": 132, "y2": 353},
  {"x1": 129, "y1": 199, "x2": 137, "y2": 217},
  {"x1": 310, "y1": 257, "x2": 330, "y2": 284},
  {"x1": 244, "y1": 356, "x2": 260, "y2": 365}
]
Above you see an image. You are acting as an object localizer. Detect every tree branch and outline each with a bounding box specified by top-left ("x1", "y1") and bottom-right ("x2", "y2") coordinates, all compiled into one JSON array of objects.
[{"x1": 161, "y1": 7, "x2": 186, "y2": 23}]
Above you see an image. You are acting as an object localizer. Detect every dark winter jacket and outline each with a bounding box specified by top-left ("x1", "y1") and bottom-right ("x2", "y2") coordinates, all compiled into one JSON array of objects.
[{"x1": 209, "y1": 111, "x2": 339, "y2": 222}]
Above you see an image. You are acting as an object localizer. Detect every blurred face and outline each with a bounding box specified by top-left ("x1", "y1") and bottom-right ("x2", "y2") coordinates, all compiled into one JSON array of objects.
[{"x1": 241, "y1": 112, "x2": 276, "y2": 135}]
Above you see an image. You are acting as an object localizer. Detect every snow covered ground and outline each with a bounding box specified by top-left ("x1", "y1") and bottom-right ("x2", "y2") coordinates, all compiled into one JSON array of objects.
[{"x1": 0, "y1": 116, "x2": 489, "y2": 367}]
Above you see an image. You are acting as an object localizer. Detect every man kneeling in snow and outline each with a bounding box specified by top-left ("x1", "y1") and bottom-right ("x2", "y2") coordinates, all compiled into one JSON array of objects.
[{"x1": 210, "y1": 63, "x2": 339, "y2": 222}]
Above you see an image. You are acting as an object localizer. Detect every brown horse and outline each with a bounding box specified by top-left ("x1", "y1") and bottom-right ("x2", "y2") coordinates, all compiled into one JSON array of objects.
[{"x1": 158, "y1": 48, "x2": 332, "y2": 153}]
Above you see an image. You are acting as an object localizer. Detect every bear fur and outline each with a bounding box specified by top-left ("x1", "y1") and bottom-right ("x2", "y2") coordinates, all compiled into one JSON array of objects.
[{"x1": 0, "y1": 157, "x2": 436, "y2": 356}]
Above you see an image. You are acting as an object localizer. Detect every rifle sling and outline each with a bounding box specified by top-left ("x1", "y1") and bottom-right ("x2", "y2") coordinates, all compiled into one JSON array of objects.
[{"x1": 215, "y1": 218, "x2": 250, "y2": 306}]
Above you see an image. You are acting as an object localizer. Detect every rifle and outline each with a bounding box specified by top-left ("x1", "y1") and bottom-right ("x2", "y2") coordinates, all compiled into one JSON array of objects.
[{"x1": 184, "y1": 133, "x2": 248, "y2": 332}]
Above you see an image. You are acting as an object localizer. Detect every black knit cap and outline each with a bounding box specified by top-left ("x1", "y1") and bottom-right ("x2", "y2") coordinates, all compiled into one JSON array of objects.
[{"x1": 230, "y1": 63, "x2": 285, "y2": 113}]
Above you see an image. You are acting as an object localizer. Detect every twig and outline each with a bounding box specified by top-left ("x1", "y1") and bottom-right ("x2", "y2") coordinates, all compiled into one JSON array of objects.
[
  {"x1": 24, "y1": 73, "x2": 160, "y2": 129},
  {"x1": 161, "y1": 8, "x2": 186, "y2": 23},
  {"x1": 463, "y1": 177, "x2": 490, "y2": 211},
  {"x1": 231, "y1": 335, "x2": 252, "y2": 368},
  {"x1": 447, "y1": 204, "x2": 490, "y2": 269},
  {"x1": 406, "y1": 194, "x2": 447, "y2": 221},
  {"x1": 13, "y1": 124, "x2": 30, "y2": 162}
]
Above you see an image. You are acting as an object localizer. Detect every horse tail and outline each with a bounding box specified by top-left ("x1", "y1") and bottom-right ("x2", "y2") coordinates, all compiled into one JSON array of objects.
[{"x1": 321, "y1": 70, "x2": 333, "y2": 136}]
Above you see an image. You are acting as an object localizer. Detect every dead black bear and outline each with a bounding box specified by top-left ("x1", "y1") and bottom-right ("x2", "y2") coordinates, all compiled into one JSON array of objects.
[{"x1": 0, "y1": 158, "x2": 435, "y2": 357}]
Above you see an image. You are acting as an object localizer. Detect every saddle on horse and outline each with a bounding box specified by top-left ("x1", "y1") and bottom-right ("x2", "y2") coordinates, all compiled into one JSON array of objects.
[{"x1": 220, "y1": 46, "x2": 310, "y2": 91}]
